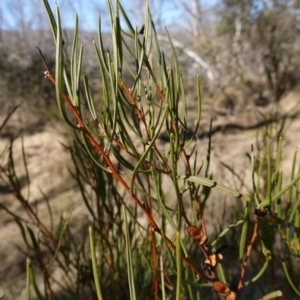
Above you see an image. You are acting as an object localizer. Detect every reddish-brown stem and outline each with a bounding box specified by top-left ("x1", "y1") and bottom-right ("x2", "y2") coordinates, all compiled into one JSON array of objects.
[
  {"x1": 120, "y1": 77, "x2": 169, "y2": 170},
  {"x1": 37, "y1": 48, "x2": 211, "y2": 281},
  {"x1": 36, "y1": 242, "x2": 56, "y2": 300},
  {"x1": 0, "y1": 166, "x2": 59, "y2": 247},
  {"x1": 99, "y1": 123, "x2": 170, "y2": 175},
  {"x1": 237, "y1": 220, "x2": 259, "y2": 291},
  {"x1": 0, "y1": 165, "x2": 76, "y2": 294},
  {"x1": 182, "y1": 149, "x2": 207, "y2": 234},
  {"x1": 155, "y1": 84, "x2": 177, "y2": 134},
  {"x1": 47, "y1": 71, "x2": 158, "y2": 227}
]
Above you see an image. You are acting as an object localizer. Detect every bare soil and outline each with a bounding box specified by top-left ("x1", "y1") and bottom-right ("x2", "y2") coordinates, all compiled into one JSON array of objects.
[{"x1": 0, "y1": 90, "x2": 300, "y2": 299}]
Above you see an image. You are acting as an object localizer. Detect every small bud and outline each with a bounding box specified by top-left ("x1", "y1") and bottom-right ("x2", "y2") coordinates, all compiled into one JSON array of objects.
[
  {"x1": 213, "y1": 281, "x2": 231, "y2": 295},
  {"x1": 187, "y1": 225, "x2": 208, "y2": 245},
  {"x1": 204, "y1": 253, "x2": 223, "y2": 267}
]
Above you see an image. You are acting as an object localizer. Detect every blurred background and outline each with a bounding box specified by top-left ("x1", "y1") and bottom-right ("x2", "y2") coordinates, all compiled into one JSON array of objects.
[{"x1": 1, "y1": 0, "x2": 300, "y2": 128}]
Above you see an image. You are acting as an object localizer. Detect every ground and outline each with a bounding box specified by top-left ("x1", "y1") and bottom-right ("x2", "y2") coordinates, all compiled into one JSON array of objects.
[{"x1": 0, "y1": 90, "x2": 299, "y2": 299}]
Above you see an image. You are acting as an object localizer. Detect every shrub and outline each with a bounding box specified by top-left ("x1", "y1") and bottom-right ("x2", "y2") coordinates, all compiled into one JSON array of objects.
[{"x1": 1, "y1": 0, "x2": 300, "y2": 299}]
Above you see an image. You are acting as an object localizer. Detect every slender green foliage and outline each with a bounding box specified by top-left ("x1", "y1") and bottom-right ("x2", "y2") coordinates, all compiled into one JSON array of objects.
[{"x1": 0, "y1": 0, "x2": 300, "y2": 299}]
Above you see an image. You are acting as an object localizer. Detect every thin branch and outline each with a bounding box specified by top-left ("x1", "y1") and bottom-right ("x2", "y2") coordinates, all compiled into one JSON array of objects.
[{"x1": 37, "y1": 48, "x2": 212, "y2": 281}]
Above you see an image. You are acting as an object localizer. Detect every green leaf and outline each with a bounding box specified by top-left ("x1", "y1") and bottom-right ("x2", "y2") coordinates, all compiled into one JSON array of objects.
[
  {"x1": 179, "y1": 175, "x2": 251, "y2": 201},
  {"x1": 42, "y1": 0, "x2": 57, "y2": 40},
  {"x1": 257, "y1": 290, "x2": 283, "y2": 300},
  {"x1": 48, "y1": 205, "x2": 73, "y2": 271},
  {"x1": 239, "y1": 203, "x2": 250, "y2": 262},
  {"x1": 29, "y1": 259, "x2": 46, "y2": 300},
  {"x1": 175, "y1": 231, "x2": 182, "y2": 300},
  {"x1": 244, "y1": 259, "x2": 269, "y2": 286},
  {"x1": 130, "y1": 103, "x2": 169, "y2": 193},
  {"x1": 123, "y1": 205, "x2": 137, "y2": 300},
  {"x1": 89, "y1": 226, "x2": 104, "y2": 300},
  {"x1": 54, "y1": 5, "x2": 77, "y2": 129},
  {"x1": 211, "y1": 220, "x2": 244, "y2": 246},
  {"x1": 282, "y1": 262, "x2": 300, "y2": 296},
  {"x1": 84, "y1": 75, "x2": 98, "y2": 121}
]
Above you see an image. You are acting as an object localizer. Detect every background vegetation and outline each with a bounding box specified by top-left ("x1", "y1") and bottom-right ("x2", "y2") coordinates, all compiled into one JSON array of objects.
[{"x1": 1, "y1": 0, "x2": 300, "y2": 299}]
